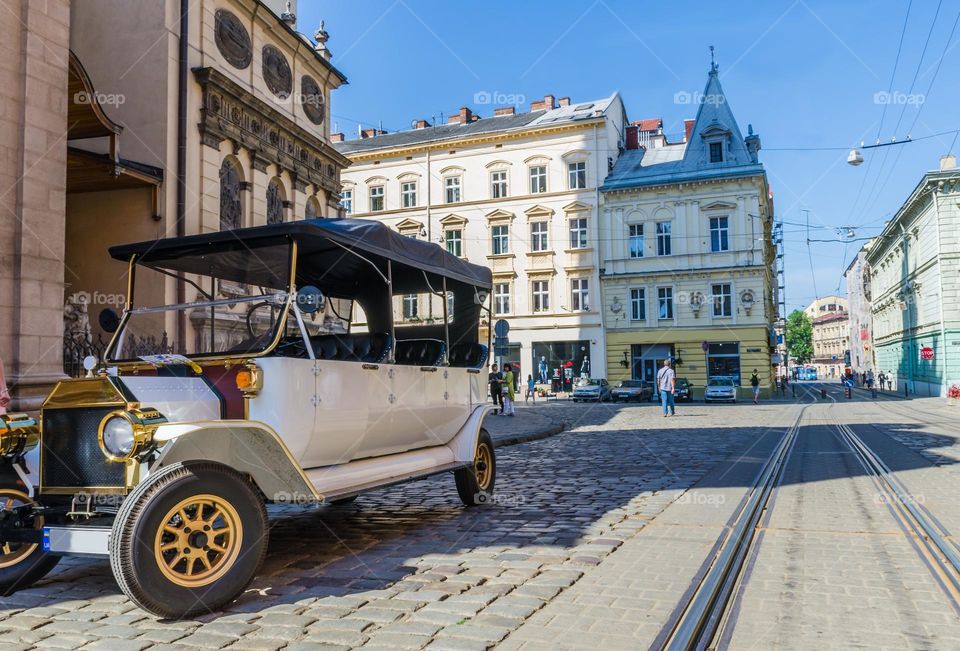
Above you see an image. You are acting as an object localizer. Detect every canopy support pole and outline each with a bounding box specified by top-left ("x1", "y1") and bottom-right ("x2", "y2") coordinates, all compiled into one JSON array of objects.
[
  {"x1": 387, "y1": 260, "x2": 395, "y2": 364},
  {"x1": 441, "y1": 277, "x2": 450, "y2": 365}
]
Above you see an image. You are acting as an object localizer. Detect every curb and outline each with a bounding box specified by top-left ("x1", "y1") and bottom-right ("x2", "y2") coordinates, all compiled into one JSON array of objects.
[{"x1": 492, "y1": 421, "x2": 570, "y2": 448}]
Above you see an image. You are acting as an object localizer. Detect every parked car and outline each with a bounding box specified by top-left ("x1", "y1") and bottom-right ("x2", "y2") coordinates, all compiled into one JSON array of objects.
[
  {"x1": 675, "y1": 377, "x2": 694, "y2": 402},
  {"x1": 611, "y1": 379, "x2": 653, "y2": 402},
  {"x1": 572, "y1": 378, "x2": 612, "y2": 402},
  {"x1": 0, "y1": 219, "x2": 498, "y2": 619},
  {"x1": 704, "y1": 376, "x2": 737, "y2": 402}
]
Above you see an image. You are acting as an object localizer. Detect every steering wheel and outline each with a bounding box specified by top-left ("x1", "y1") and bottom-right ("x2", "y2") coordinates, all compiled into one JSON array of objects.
[{"x1": 245, "y1": 301, "x2": 280, "y2": 339}]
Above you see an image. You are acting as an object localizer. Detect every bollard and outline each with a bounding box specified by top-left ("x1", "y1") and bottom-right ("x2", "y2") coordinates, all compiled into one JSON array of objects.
[
  {"x1": 821, "y1": 388, "x2": 827, "y2": 399},
  {"x1": 792, "y1": 385, "x2": 796, "y2": 398},
  {"x1": 845, "y1": 387, "x2": 852, "y2": 399},
  {"x1": 871, "y1": 388, "x2": 877, "y2": 399},
  {"x1": 904, "y1": 384, "x2": 909, "y2": 398}
]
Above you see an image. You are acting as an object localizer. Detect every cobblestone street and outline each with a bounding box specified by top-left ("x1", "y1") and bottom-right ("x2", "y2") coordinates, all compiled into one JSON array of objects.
[{"x1": 1, "y1": 391, "x2": 958, "y2": 649}]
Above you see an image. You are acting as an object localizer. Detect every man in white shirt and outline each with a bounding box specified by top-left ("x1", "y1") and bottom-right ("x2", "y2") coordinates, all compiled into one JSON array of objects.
[{"x1": 657, "y1": 359, "x2": 676, "y2": 417}]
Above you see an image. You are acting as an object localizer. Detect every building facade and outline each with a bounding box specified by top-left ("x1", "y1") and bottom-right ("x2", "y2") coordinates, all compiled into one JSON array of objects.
[
  {"x1": 810, "y1": 310, "x2": 849, "y2": 379},
  {"x1": 334, "y1": 94, "x2": 627, "y2": 386},
  {"x1": 844, "y1": 248, "x2": 875, "y2": 375},
  {"x1": 866, "y1": 157, "x2": 960, "y2": 397},
  {"x1": 1, "y1": 0, "x2": 348, "y2": 411},
  {"x1": 599, "y1": 64, "x2": 777, "y2": 397}
]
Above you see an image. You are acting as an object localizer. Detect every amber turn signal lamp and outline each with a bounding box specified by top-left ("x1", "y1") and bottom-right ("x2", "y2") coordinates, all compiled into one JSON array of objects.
[{"x1": 236, "y1": 363, "x2": 263, "y2": 398}]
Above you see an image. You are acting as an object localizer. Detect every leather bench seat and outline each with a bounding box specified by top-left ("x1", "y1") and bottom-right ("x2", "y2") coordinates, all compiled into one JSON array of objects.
[
  {"x1": 447, "y1": 343, "x2": 488, "y2": 369},
  {"x1": 274, "y1": 333, "x2": 392, "y2": 363},
  {"x1": 394, "y1": 339, "x2": 446, "y2": 366}
]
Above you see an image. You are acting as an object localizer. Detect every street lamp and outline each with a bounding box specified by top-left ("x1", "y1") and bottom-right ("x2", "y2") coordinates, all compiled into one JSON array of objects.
[{"x1": 847, "y1": 148, "x2": 864, "y2": 166}]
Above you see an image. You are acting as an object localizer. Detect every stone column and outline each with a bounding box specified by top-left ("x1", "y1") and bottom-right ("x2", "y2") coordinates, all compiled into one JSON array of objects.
[{"x1": 0, "y1": 0, "x2": 71, "y2": 412}]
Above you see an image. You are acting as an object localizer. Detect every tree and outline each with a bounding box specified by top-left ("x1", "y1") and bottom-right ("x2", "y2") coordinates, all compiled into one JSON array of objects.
[{"x1": 786, "y1": 309, "x2": 813, "y2": 364}]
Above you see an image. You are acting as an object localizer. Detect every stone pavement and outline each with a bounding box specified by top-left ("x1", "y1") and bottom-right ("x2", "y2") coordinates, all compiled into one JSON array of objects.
[{"x1": 0, "y1": 400, "x2": 780, "y2": 650}]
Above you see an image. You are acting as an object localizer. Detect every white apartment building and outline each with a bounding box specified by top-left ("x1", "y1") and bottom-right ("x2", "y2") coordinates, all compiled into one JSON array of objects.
[{"x1": 334, "y1": 94, "x2": 627, "y2": 386}]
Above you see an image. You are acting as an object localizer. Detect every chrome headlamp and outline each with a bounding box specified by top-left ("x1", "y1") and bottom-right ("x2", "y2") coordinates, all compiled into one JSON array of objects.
[
  {"x1": 0, "y1": 413, "x2": 40, "y2": 457},
  {"x1": 97, "y1": 408, "x2": 166, "y2": 462}
]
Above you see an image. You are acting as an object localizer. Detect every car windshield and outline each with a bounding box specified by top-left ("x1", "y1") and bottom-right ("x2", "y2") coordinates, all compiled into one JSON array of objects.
[
  {"x1": 619, "y1": 380, "x2": 642, "y2": 388},
  {"x1": 108, "y1": 241, "x2": 321, "y2": 362},
  {"x1": 709, "y1": 378, "x2": 734, "y2": 387}
]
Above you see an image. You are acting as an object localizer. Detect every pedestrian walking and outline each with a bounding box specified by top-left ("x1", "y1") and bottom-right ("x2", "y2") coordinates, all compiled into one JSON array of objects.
[
  {"x1": 878, "y1": 371, "x2": 885, "y2": 391},
  {"x1": 502, "y1": 364, "x2": 516, "y2": 416},
  {"x1": 488, "y1": 364, "x2": 503, "y2": 414},
  {"x1": 780, "y1": 375, "x2": 789, "y2": 397},
  {"x1": 0, "y1": 357, "x2": 10, "y2": 416},
  {"x1": 866, "y1": 369, "x2": 874, "y2": 390},
  {"x1": 750, "y1": 369, "x2": 761, "y2": 404},
  {"x1": 656, "y1": 359, "x2": 676, "y2": 417},
  {"x1": 525, "y1": 374, "x2": 536, "y2": 404}
]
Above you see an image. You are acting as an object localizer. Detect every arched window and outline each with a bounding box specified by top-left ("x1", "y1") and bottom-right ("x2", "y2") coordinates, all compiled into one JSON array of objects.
[
  {"x1": 267, "y1": 177, "x2": 285, "y2": 224},
  {"x1": 219, "y1": 158, "x2": 242, "y2": 230},
  {"x1": 305, "y1": 195, "x2": 322, "y2": 219}
]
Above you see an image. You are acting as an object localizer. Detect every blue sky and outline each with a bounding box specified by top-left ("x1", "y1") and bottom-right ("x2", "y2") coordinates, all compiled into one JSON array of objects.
[{"x1": 299, "y1": 0, "x2": 960, "y2": 312}]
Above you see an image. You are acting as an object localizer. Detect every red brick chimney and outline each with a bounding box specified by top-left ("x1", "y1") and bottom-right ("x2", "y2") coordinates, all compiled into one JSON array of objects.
[
  {"x1": 459, "y1": 106, "x2": 473, "y2": 124},
  {"x1": 413, "y1": 119, "x2": 431, "y2": 129},
  {"x1": 543, "y1": 94, "x2": 555, "y2": 110},
  {"x1": 625, "y1": 125, "x2": 639, "y2": 150},
  {"x1": 360, "y1": 128, "x2": 378, "y2": 138},
  {"x1": 558, "y1": 97, "x2": 571, "y2": 107},
  {"x1": 330, "y1": 132, "x2": 344, "y2": 142},
  {"x1": 494, "y1": 107, "x2": 516, "y2": 116},
  {"x1": 684, "y1": 119, "x2": 696, "y2": 142}
]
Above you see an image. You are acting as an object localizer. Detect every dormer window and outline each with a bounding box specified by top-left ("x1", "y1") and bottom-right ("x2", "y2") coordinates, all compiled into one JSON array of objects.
[{"x1": 709, "y1": 142, "x2": 723, "y2": 163}]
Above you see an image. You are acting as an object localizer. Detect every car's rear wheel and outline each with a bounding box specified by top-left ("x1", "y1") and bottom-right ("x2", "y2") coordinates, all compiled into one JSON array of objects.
[
  {"x1": 0, "y1": 487, "x2": 60, "y2": 596},
  {"x1": 110, "y1": 462, "x2": 268, "y2": 618},
  {"x1": 455, "y1": 429, "x2": 495, "y2": 507}
]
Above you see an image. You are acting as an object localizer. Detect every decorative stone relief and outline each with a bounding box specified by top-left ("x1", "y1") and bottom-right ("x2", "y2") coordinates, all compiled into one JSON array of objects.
[{"x1": 214, "y1": 10, "x2": 252, "y2": 69}]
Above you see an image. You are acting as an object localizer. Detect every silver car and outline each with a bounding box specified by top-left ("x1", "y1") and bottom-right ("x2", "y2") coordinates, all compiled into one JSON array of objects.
[
  {"x1": 704, "y1": 376, "x2": 737, "y2": 403},
  {"x1": 572, "y1": 378, "x2": 612, "y2": 402}
]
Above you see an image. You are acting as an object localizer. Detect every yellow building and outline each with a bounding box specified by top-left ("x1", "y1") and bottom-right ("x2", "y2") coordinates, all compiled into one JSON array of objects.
[{"x1": 599, "y1": 63, "x2": 777, "y2": 398}]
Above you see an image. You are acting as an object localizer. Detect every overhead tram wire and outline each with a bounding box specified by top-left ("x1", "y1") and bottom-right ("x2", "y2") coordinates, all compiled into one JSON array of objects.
[
  {"x1": 857, "y1": 4, "x2": 959, "y2": 224},
  {"x1": 847, "y1": 0, "x2": 914, "y2": 225},
  {"x1": 803, "y1": 209, "x2": 820, "y2": 303},
  {"x1": 853, "y1": 0, "x2": 944, "y2": 225}
]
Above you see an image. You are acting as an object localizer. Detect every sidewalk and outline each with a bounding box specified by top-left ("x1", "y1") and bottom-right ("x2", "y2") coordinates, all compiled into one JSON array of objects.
[{"x1": 483, "y1": 400, "x2": 571, "y2": 447}]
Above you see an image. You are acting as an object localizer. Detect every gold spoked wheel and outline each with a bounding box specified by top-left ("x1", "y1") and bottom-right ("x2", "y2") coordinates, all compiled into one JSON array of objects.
[
  {"x1": 154, "y1": 494, "x2": 243, "y2": 588},
  {"x1": 0, "y1": 490, "x2": 41, "y2": 569},
  {"x1": 475, "y1": 442, "x2": 493, "y2": 491}
]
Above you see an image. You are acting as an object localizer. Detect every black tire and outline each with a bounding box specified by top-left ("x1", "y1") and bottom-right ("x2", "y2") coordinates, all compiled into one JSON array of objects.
[
  {"x1": 0, "y1": 487, "x2": 59, "y2": 596},
  {"x1": 454, "y1": 429, "x2": 496, "y2": 507},
  {"x1": 110, "y1": 462, "x2": 268, "y2": 619}
]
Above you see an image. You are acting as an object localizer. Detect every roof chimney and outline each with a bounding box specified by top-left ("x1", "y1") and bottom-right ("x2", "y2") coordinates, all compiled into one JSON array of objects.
[
  {"x1": 330, "y1": 132, "x2": 344, "y2": 142},
  {"x1": 940, "y1": 153, "x2": 957, "y2": 171},
  {"x1": 413, "y1": 119, "x2": 431, "y2": 129},
  {"x1": 558, "y1": 97, "x2": 571, "y2": 107},
  {"x1": 458, "y1": 106, "x2": 473, "y2": 124},
  {"x1": 530, "y1": 99, "x2": 546, "y2": 111},
  {"x1": 684, "y1": 119, "x2": 696, "y2": 142},
  {"x1": 625, "y1": 125, "x2": 639, "y2": 150},
  {"x1": 543, "y1": 94, "x2": 555, "y2": 110},
  {"x1": 360, "y1": 128, "x2": 378, "y2": 139},
  {"x1": 494, "y1": 107, "x2": 515, "y2": 117}
]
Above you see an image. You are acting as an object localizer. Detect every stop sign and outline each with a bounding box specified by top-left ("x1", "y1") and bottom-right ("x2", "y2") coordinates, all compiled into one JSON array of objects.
[{"x1": 920, "y1": 346, "x2": 934, "y2": 360}]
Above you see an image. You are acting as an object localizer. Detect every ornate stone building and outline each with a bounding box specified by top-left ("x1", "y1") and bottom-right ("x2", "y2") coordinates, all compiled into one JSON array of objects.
[
  {"x1": 599, "y1": 64, "x2": 777, "y2": 397},
  {"x1": 1, "y1": 0, "x2": 348, "y2": 410}
]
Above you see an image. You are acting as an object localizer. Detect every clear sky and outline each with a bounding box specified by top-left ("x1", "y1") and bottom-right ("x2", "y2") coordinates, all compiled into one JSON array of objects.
[{"x1": 298, "y1": 0, "x2": 960, "y2": 312}]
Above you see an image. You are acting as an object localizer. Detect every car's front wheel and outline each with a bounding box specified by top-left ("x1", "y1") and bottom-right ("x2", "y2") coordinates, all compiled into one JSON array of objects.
[
  {"x1": 455, "y1": 429, "x2": 496, "y2": 507},
  {"x1": 110, "y1": 461, "x2": 268, "y2": 619},
  {"x1": 0, "y1": 486, "x2": 60, "y2": 596}
]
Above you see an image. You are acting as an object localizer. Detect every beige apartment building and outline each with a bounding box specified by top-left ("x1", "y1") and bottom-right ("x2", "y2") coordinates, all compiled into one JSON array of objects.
[
  {"x1": 805, "y1": 295, "x2": 849, "y2": 378},
  {"x1": 1, "y1": 0, "x2": 348, "y2": 411},
  {"x1": 334, "y1": 94, "x2": 627, "y2": 386}
]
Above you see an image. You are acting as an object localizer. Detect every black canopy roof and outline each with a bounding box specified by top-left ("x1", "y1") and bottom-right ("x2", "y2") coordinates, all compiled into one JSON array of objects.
[{"x1": 109, "y1": 218, "x2": 492, "y2": 294}]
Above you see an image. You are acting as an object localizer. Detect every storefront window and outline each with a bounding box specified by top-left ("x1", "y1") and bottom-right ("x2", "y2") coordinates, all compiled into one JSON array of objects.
[
  {"x1": 707, "y1": 342, "x2": 741, "y2": 385},
  {"x1": 533, "y1": 340, "x2": 590, "y2": 392}
]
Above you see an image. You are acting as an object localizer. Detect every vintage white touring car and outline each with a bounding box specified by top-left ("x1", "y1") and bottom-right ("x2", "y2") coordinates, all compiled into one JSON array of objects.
[{"x1": 0, "y1": 219, "x2": 496, "y2": 618}]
